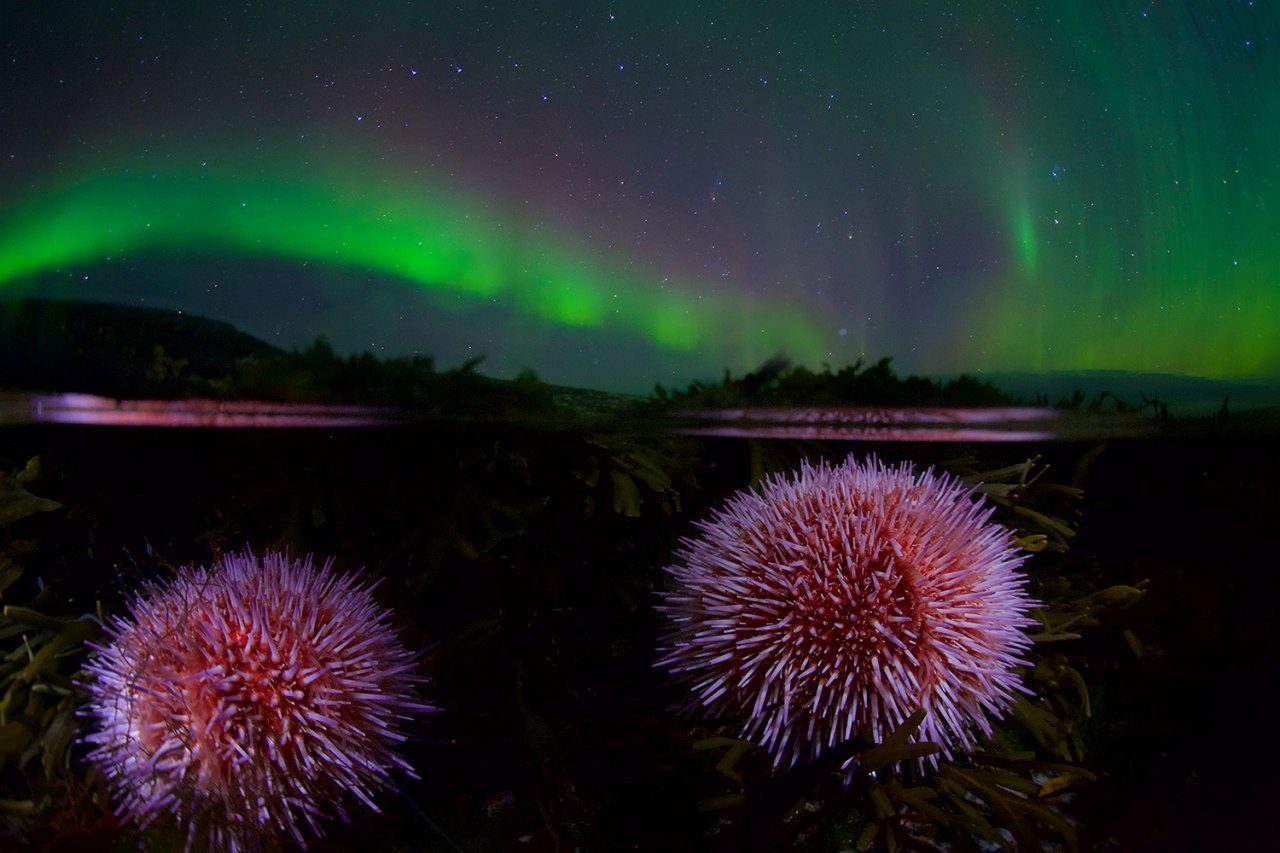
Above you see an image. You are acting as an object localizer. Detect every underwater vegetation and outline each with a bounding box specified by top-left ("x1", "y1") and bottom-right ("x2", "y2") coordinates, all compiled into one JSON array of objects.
[
  {"x1": 655, "y1": 454, "x2": 1125, "y2": 851},
  {"x1": 657, "y1": 455, "x2": 1037, "y2": 772},
  {"x1": 0, "y1": 427, "x2": 1153, "y2": 851},
  {"x1": 1, "y1": 335, "x2": 1251, "y2": 849},
  {"x1": 80, "y1": 549, "x2": 431, "y2": 851}
]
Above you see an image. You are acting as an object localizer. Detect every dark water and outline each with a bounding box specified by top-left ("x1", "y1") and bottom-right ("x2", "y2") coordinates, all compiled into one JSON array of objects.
[{"x1": 1, "y1": 412, "x2": 1275, "y2": 850}]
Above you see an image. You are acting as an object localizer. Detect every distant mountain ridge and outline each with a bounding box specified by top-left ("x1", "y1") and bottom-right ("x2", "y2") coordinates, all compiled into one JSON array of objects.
[
  {"x1": 0, "y1": 298, "x2": 281, "y2": 396},
  {"x1": 4, "y1": 297, "x2": 1274, "y2": 416},
  {"x1": 954, "y1": 370, "x2": 1280, "y2": 416},
  {"x1": 0, "y1": 298, "x2": 645, "y2": 417}
]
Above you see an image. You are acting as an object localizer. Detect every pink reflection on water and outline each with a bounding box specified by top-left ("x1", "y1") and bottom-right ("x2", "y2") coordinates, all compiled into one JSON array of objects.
[
  {"x1": 0, "y1": 393, "x2": 399, "y2": 428},
  {"x1": 677, "y1": 406, "x2": 1058, "y2": 424},
  {"x1": 674, "y1": 425, "x2": 1056, "y2": 442},
  {"x1": 672, "y1": 406, "x2": 1152, "y2": 442}
]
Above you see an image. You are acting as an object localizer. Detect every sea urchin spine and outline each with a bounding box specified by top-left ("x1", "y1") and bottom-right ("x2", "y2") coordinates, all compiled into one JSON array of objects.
[
  {"x1": 657, "y1": 455, "x2": 1037, "y2": 771},
  {"x1": 81, "y1": 549, "x2": 432, "y2": 851}
]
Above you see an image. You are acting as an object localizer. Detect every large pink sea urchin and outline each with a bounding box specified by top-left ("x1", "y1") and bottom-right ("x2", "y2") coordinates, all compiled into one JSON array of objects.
[
  {"x1": 657, "y1": 455, "x2": 1036, "y2": 770},
  {"x1": 82, "y1": 549, "x2": 432, "y2": 850}
]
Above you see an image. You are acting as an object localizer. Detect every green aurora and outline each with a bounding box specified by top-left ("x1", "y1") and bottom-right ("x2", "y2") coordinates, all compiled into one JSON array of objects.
[
  {"x1": 0, "y1": 2, "x2": 1276, "y2": 383},
  {"x1": 0, "y1": 157, "x2": 826, "y2": 365},
  {"x1": 965, "y1": 3, "x2": 1280, "y2": 379}
]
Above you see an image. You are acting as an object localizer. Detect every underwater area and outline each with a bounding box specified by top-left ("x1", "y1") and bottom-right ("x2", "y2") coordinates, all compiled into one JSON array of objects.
[
  {"x1": 3, "y1": 1, "x2": 1279, "y2": 850},
  {"x1": 1, "y1": 334, "x2": 1278, "y2": 850}
]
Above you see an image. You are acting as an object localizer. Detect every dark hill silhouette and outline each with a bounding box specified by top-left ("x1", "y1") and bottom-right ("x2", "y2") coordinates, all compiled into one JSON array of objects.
[
  {"x1": 14, "y1": 297, "x2": 1263, "y2": 422},
  {"x1": 0, "y1": 298, "x2": 628, "y2": 424},
  {"x1": 0, "y1": 298, "x2": 281, "y2": 397}
]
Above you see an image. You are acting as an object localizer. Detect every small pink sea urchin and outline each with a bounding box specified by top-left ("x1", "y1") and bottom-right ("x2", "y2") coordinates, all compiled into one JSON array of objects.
[
  {"x1": 657, "y1": 455, "x2": 1036, "y2": 770},
  {"x1": 82, "y1": 549, "x2": 432, "y2": 850}
]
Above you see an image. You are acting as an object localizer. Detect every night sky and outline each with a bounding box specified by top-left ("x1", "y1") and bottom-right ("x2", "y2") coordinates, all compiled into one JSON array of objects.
[{"x1": 1, "y1": 2, "x2": 1276, "y2": 391}]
